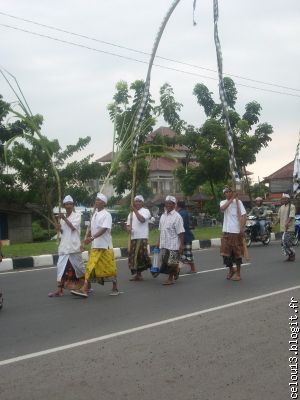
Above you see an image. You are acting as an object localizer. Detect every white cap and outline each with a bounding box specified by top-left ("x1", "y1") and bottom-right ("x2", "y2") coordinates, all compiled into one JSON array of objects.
[
  {"x1": 165, "y1": 195, "x2": 176, "y2": 204},
  {"x1": 96, "y1": 193, "x2": 107, "y2": 204},
  {"x1": 223, "y1": 187, "x2": 232, "y2": 194},
  {"x1": 63, "y1": 195, "x2": 74, "y2": 204},
  {"x1": 134, "y1": 195, "x2": 144, "y2": 202},
  {"x1": 282, "y1": 193, "x2": 290, "y2": 198},
  {"x1": 255, "y1": 197, "x2": 263, "y2": 201}
]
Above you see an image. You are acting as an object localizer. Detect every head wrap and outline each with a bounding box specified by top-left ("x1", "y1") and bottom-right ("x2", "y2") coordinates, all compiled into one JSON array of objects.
[
  {"x1": 165, "y1": 195, "x2": 176, "y2": 204},
  {"x1": 134, "y1": 195, "x2": 144, "y2": 202},
  {"x1": 255, "y1": 197, "x2": 263, "y2": 201},
  {"x1": 63, "y1": 195, "x2": 74, "y2": 204},
  {"x1": 282, "y1": 193, "x2": 290, "y2": 198},
  {"x1": 223, "y1": 187, "x2": 232, "y2": 194},
  {"x1": 96, "y1": 193, "x2": 107, "y2": 204}
]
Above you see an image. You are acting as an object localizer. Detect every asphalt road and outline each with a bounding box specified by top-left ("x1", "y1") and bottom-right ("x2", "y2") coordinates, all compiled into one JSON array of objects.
[{"x1": 0, "y1": 242, "x2": 299, "y2": 400}]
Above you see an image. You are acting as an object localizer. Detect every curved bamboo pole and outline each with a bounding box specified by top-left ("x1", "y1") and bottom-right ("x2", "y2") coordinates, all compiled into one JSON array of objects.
[
  {"x1": 213, "y1": 0, "x2": 249, "y2": 259},
  {"x1": 128, "y1": 0, "x2": 182, "y2": 254}
]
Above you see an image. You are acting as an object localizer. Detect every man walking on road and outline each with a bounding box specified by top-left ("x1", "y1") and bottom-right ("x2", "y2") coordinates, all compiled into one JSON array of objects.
[
  {"x1": 157, "y1": 196, "x2": 185, "y2": 285},
  {"x1": 126, "y1": 195, "x2": 152, "y2": 281},
  {"x1": 0, "y1": 241, "x2": 3, "y2": 309},
  {"x1": 220, "y1": 187, "x2": 247, "y2": 281},
  {"x1": 177, "y1": 200, "x2": 197, "y2": 273},
  {"x1": 71, "y1": 193, "x2": 120, "y2": 298},
  {"x1": 275, "y1": 193, "x2": 296, "y2": 262},
  {"x1": 48, "y1": 195, "x2": 85, "y2": 297}
]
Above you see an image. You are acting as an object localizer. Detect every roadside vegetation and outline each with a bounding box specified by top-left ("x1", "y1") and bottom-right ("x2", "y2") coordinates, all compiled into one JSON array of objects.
[{"x1": 2, "y1": 226, "x2": 223, "y2": 258}]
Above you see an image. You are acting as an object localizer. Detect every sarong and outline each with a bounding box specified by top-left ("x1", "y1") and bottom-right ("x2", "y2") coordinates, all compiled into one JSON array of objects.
[
  {"x1": 220, "y1": 232, "x2": 244, "y2": 267},
  {"x1": 160, "y1": 248, "x2": 180, "y2": 275},
  {"x1": 281, "y1": 231, "x2": 295, "y2": 257},
  {"x1": 57, "y1": 253, "x2": 85, "y2": 290},
  {"x1": 128, "y1": 239, "x2": 152, "y2": 274},
  {"x1": 180, "y1": 243, "x2": 194, "y2": 263},
  {"x1": 85, "y1": 248, "x2": 117, "y2": 284}
]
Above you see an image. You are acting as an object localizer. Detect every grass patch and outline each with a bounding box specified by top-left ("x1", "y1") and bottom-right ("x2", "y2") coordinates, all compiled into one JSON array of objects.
[{"x1": 2, "y1": 226, "x2": 223, "y2": 258}]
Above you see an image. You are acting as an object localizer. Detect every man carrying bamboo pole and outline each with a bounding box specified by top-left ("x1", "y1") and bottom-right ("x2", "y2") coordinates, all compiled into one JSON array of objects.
[
  {"x1": 48, "y1": 195, "x2": 85, "y2": 297},
  {"x1": 220, "y1": 187, "x2": 247, "y2": 281},
  {"x1": 126, "y1": 195, "x2": 152, "y2": 281},
  {"x1": 71, "y1": 193, "x2": 120, "y2": 298},
  {"x1": 275, "y1": 193, "x2": 296, "y2": 262},
  {"x1": 0, "y1": 241, "x2": 3, "y2": 309}
]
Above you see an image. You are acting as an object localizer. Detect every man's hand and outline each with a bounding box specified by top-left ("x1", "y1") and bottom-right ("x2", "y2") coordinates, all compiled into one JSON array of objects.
[{"x1": 84, "y1": 236, "x2": 93, "y2": 245}]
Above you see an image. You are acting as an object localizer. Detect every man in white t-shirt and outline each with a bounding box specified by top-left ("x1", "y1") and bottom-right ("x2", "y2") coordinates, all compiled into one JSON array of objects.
[
  {"x1": 48, "y1": 195, "x2": 85, "y2": 297},
  {"x1": 220, "y1": 187, "x2": 247, "y2": 281},
  {"x1": 71, "y1": 193, "x2": 120, "y2": 298},
  {"x1": 126, "y1": 195, "x2": 152, "y2": 281}
]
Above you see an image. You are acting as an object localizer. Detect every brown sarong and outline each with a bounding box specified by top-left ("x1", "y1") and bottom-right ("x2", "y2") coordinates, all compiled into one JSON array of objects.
[{"x1": 220, "y1": 232, "x2": 244, "y2": 259}]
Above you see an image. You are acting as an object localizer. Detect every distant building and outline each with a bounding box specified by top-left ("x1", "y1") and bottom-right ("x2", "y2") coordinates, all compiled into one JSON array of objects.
[
  {"x1": 263, "y1": 161, "x2": 294, "y2": 204},
  {"x1": 96, "y1": 126, "x2": 201, "y2": 203}
]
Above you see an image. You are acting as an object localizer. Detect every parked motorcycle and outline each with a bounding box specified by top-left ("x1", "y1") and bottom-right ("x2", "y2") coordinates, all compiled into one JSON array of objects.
[
  {"x1": 244, "y1": 215, "x2": 272, "y2": 247},
  {"x1": 293, "y1": 214, "x2": 300, "y2": 246}
]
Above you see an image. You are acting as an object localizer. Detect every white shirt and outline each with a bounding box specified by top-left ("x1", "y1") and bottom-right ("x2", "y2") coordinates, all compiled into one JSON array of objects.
[
  {"x1": 58, "y1": 211, "x2": 81, "y2": 255},
  {"x1": 220, "y1": 199, "x2": 246, "y2": 233},
  {"x1": 126, "y1": 207, "x2": 151, "y2": 239},
  {"x1": 159, "y1": 209, "x2": 185, "y2": 250},
  {"x1": 91, "y1": 208, "x2": 113, "y2": 249}
]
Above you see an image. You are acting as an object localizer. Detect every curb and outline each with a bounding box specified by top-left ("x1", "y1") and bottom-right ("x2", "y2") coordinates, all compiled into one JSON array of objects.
[{"x1": 0, "y1": 234, "x2": 279, "y2": 272}]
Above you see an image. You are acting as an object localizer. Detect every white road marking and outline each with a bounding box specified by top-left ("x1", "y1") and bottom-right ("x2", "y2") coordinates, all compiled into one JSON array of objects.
[
  {"x1": 180, "y1": 263, "x2": 251, "y2": 277},
  {"x1": 0, "y1": 258, "x2": 251, "y2": 276},
  {"x1": 0, "y1": 266, "x2": 56, "y2": 275},
  {"x1": 0, "y1": 284, "x2": 299, "y2": 367}
]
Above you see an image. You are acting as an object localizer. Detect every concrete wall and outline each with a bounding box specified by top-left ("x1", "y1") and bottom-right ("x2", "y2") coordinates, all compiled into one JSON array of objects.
[{"x1": 8, "y1": 213, "x2": 33, "y2": 243}]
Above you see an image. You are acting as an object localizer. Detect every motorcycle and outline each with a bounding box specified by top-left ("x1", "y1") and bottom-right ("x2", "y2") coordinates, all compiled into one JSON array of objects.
[
  {"x1": 244, "y1": 215, "x2": 272, "y2": 247},
  {"x1": 293, "y1": 214, "x2": 300, "y2": 246}
]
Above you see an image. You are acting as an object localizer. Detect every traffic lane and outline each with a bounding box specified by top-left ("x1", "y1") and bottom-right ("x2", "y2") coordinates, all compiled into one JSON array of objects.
[
  {"x1": 0, "y1": 288, "x2": 293, "y2": 400},
  {"x1": 0, "y1": 244, "x2": 299, "y2": 361}
]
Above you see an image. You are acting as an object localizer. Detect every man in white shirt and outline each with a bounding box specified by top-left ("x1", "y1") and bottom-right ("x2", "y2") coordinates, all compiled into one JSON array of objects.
[
  {"x1": 157, "y1": 196, "x2": 185, "y2": 285},
  {"x1": 48, "y1": 195, "x2": 85, "y2": 297},
  {"x1": 220, "y1": 187, "x2": 247, "y2": 281},
  {"x1": 71, "y1": 193, "x2": 120, "y2": 298},
  {"x1": 275, "y1": 193, "x2": 296, "y2": 261},
  {"x1": 126, "y1": 195, "x2": 152, "y2": 281}
]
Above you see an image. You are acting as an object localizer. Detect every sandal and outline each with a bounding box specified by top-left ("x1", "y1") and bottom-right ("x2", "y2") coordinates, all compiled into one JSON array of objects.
[
  {"x1": 130, "y1": 276, "x2": 143, "y2": 281},
  {"x1": 231, "y1": 274, "x2": 241, "y2": 281},
  {"x1": 163, "y1": 281, "x2": 174, "y2": 286},
  {"x1": 48, "y1": 290, "x2": 64, "y2": 297},
  {"x1": 70, "y1": 289, "x2": 88, "y2": 298}
]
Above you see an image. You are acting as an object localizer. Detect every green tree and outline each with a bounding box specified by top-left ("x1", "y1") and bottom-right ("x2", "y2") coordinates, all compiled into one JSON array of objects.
[
  {"x1": 107, "y1": 80, "x2": 157, "y2": 197},
  {"x1": 1, "y1": 93, "x2": 106, "y2": 219}
]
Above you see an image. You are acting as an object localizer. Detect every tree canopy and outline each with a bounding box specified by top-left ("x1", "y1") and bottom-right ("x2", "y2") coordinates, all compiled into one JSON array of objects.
[{"x1": 0, "y1": 94, "x2": 106, "y2": 220}]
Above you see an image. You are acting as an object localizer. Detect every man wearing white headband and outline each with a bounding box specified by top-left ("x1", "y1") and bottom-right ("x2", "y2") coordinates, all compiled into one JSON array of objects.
[
  {"x1": 48, "y1": 195, "x2": 85, "y2": 297},
  {"x1": 71, "y1": 193, "x2": 121, "y2": 297},
  {"x1": 156, "y1": 196, "x2": 185, "y2": 285},
  {"x1": 126, "y1": 194, "x2": 152, "y2": 281},
  {"x1": 275, "y1": 193, "x2": 296, "y2": 261},
  {"x1": 220, "y1": 187, "x2": 247, "y2": 281}
]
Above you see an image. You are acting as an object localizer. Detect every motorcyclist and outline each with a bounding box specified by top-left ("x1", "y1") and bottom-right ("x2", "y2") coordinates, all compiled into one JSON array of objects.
[{"x1": 249, "y1": 197, "x2": 267, "y2": 238}]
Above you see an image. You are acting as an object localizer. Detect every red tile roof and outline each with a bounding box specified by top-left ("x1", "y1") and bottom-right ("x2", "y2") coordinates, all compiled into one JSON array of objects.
[
  {"x1": 96, "y1": 151, "x2": 113, "y2": 163},
  {"x1": 263, "y1": 161, "x2": 293, "y2": 181},
  {"x1": 149, "y1": 157, "x2": 177, "y2": 171}
]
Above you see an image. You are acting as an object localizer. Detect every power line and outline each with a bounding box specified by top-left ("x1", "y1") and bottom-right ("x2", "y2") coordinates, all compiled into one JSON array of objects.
[
  {"x1": 1, "y1": 22, "x2": 300, "y2": 99},
  {"x1": 0, "y1": 10, "x2": 299, "y2": 93}
]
